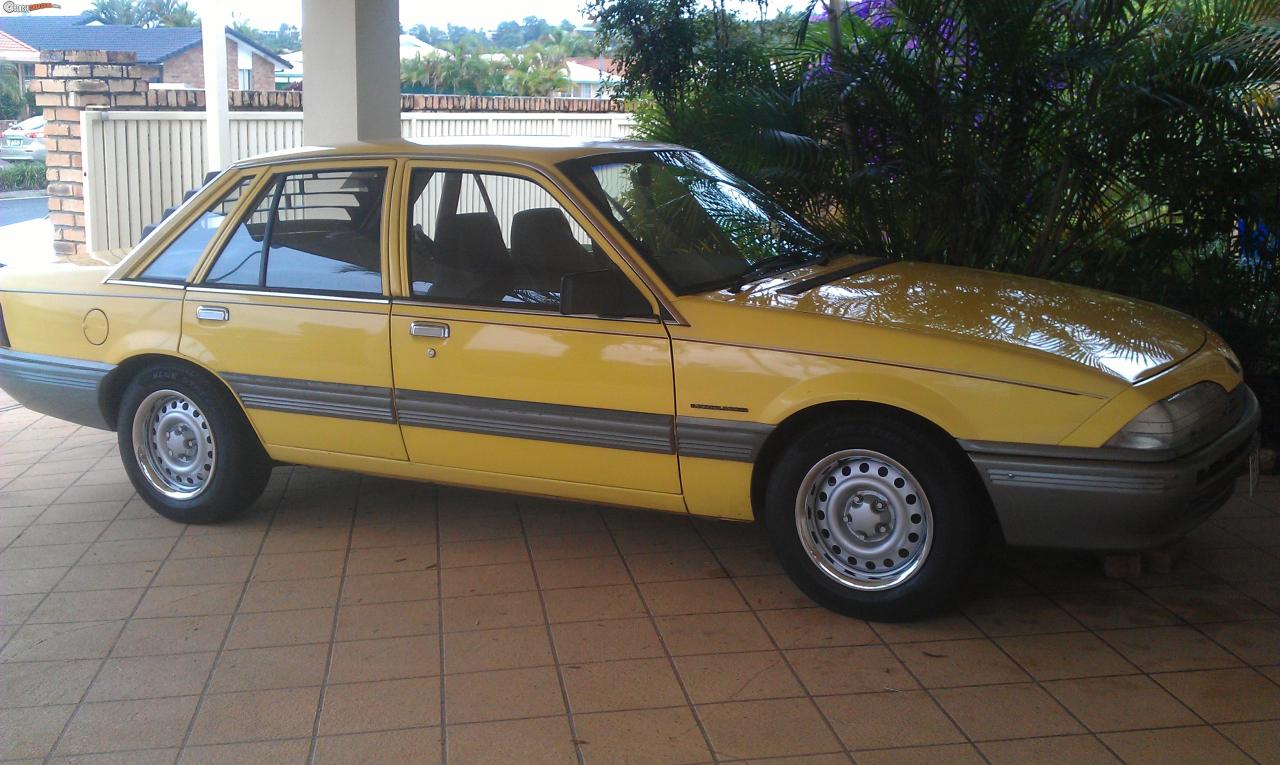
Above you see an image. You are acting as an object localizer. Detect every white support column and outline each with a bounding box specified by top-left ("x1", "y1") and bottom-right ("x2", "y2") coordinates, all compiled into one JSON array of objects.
[
  {"x1": 200, "y1": 1, "x2": 231, "y2": 171},
  {"x1": 301, "y1": 0, "x2": 400, "y2": 146}
]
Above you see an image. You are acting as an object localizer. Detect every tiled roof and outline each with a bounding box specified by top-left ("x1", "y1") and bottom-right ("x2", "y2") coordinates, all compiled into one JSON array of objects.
[
  {"x1": 0, "y1": 29, "x2": 39, "y2": 61},
  {"x1": 0, "y1": 14, "x2": 290, "y2": 68},
  {"x1": 567, "y1": 56, "x2": 622, "y2": 76}
]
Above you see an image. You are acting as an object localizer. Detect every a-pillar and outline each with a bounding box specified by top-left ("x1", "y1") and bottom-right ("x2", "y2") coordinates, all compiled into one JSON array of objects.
[{"x1": 300, "y1": 0, "x2": 401, "y2": 146}]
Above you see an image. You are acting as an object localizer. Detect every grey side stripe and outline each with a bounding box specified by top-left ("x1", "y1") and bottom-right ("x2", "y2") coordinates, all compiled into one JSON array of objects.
[
  {"x1": 396, "y1": 389, "x2": 676, "y2": 454},
  {"x1": 0, "y1": 348, "x2": 113, "y2": 391},
  {"x1": 219, "y1": 371, "x2": 775, "y2": 461},
  {"x1": 222, "y1": 373, "x2": 395, "y2": 424},
  {"x1": 675, "y1": 416, "x2": 773, "y2": 462}
]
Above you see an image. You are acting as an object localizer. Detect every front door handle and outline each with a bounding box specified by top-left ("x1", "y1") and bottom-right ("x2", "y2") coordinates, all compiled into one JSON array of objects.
[
  {"x1": 409, "y1": 321, "x2": 449, "y2": 339},
  {"x1": 195, "y1": 305, "x2": 229, "y2": 322}
]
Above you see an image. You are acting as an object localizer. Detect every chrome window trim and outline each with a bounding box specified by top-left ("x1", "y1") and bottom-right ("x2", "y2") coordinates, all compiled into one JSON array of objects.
[
  {"x1": 105, "y1": 279, "x2": 187, "y2": 291},
  {"x1": 186, "y1": 286, "x2": 391, "y2": 305},
  {"x1": 390, "y1": 298, "x2": 660, "y2": 326}
]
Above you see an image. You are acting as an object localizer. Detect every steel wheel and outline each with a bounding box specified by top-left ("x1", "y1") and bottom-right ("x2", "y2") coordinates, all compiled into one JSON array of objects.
[
  {"x1": 795, "y1": 449, "x2": 934, "y2": 591},
  {"x1": 131, "y1": 389, "x2": 217, "y2": 500}
]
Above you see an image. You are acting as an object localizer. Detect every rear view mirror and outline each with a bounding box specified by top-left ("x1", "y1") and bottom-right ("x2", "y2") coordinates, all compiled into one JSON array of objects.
[{"x1": 560, "y1": 269, "x2": 655, "y2": 319}]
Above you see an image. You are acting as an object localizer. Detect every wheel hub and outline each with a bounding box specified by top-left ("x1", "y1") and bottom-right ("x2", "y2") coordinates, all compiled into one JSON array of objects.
[
  {"x1": 131, "y1": 389, "x2": 217, "y2": 500},
  {"x1": 842, "y1": 490, "x2": 893, "y2": 543},
  {"x1": 795, "y1": 449, "x2": 933, "y2": 591}
]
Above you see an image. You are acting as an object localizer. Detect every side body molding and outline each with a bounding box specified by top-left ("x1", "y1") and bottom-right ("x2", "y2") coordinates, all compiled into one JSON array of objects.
[{"x1": 221, "y1": 373, "x2": 396, "y2": 424}]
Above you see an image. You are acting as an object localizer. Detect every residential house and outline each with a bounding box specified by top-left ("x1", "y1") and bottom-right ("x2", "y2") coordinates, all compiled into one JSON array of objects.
[
  {"x1": 564, "y1": 56, "x2": 619, "y2": 99},
  {"x1": 0, "y1": 13, "x2": 290, "y2": 91}
]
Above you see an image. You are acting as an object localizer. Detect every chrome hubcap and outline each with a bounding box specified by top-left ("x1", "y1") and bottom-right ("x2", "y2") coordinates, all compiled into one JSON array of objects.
[
  {"x1": 131, "y1": 390, "x2": 216, "y2": 500},
  {"x1": 795, "y1": 449, "x2": 933, "y2": 591}
]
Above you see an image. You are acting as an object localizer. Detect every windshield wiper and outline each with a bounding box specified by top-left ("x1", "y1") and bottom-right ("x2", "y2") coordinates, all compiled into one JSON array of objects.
[
  {"x1": 778, "y1": 257, "x2": 891, "y2": 295},
  {"x1": 725, "y1": 255, "x2": 811, "y2": 293}
]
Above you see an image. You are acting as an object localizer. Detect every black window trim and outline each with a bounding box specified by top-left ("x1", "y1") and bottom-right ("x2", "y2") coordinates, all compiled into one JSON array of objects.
[{"x1": 196, "y1": 164, "x2": 392, "y2": 300}]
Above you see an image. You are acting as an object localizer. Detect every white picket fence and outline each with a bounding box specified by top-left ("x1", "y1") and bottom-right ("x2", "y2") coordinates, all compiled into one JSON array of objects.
[{"x1": 80, "y1": 110, "x2": 635, "y2": 252}]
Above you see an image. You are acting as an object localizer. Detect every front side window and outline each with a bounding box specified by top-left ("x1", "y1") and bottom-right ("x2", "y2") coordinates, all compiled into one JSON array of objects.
[
  {"x1": 203, "y1": 168, "x2": 386, "y2": 296},
  {"x1": 137, "y1": 176, "x2": 253, "y2": 283},
  {"x1": 562, "y1": 150, "x2": 827, "y2": 294},
  {"x1": 405, "y1": 168, "x2": 633, "y2": 310}
]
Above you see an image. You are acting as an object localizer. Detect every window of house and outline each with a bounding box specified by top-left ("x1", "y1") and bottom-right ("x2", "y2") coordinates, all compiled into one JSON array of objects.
[
  {"x1": 405, "y1": 168, "x2": 633, "y2": 310},
  {"x1": 137, "y1": 176, "x2": 254, "y2": 283},
  {"x1": 238, "y1": 68, "x2": 252, "y2": 90},
  {"x1": 204, "y1": 167, "x2": 386, "y2": 296}
]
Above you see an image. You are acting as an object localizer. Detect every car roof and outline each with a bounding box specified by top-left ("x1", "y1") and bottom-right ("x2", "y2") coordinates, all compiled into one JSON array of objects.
[
  {"x1": 230, "y1": 136, "x2": 681, "y2": 170},
  {"x1": 6, "y1": 115, "x2": 44, "y2": 130}
]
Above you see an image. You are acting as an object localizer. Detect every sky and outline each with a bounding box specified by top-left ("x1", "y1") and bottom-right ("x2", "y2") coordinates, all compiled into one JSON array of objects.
[{"x1": 44, "y1": 0, "x2": 597, "y2": 32}]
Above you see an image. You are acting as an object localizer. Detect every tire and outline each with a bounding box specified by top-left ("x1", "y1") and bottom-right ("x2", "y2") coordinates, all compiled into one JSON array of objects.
[
  {"x1": 116, "y1": 363, "x2": 271, "y2": 524},
  {"x1": 763, "y1": 413, "x2": 983, "y2": 621}
]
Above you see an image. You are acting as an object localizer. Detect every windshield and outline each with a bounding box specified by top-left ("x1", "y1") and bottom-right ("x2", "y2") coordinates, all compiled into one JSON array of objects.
[{"x1": 562, "y1": 150, "x2": 827, "y2": 294}]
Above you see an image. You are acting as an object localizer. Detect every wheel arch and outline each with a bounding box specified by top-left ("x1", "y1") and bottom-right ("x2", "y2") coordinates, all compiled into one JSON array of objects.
[
  {"x1": 98, "y1": 353, "x2": 252, "y2": 436},
  {"x1": 749, "y1": 400, "x2": 995, "y2": 528}
]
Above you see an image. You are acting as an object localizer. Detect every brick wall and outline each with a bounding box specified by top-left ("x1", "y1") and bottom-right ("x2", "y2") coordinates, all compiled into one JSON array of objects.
[
  {"x1": 161, "y1": 45, "x2": 203, "y2": 87},
  {"x1": 159, "y1": 40, "x2": 276, "y2": 89},
  {"x1": 226, "y1": 40, "x2": 238, "y2": 89},
  {"x1": 252, "y1": 54, "x2": 275, "y2": 91},
  {"x1": 28, "y1": 50, "x2": 160, "y2": 257}
]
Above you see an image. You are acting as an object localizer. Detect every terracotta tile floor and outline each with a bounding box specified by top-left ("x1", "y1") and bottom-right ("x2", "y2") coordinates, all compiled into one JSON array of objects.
[{"x1": 2, "y1": 390, "x2": 1279, "y2": 764}]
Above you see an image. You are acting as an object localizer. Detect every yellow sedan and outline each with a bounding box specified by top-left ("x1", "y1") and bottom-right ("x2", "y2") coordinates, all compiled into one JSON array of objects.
[{"x1": 0, "y1": 138, "x2": 1260, "y2": 619}]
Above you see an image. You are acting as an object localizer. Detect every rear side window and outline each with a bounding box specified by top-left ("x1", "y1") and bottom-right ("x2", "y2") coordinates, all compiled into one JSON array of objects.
[
  {"x1": 203, "y1": 168, "x2": 387, "y2": 296},
  {"x1": 137, "y1": 177, "x2": 254, "y2": 283}
]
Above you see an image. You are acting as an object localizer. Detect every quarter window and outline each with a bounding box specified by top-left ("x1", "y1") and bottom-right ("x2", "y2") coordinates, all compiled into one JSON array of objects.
[
  {"x1": 405, "y1": 168, "x2": 629, "y2": 310},
  {"x1": 137, "y1": 177, "x2": 253, "y2": 283},
  {"x1": 203, "y1": 168, "x2": 386, "y2": 296}
]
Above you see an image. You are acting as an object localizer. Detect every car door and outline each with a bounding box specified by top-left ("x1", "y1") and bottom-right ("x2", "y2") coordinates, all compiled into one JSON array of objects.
[
  {"x1": 390, "y1": 161, "x2": 679, "y2": 493},
  {"x1": 179, "y1": 160, "x2": 407, "y2": 461}
]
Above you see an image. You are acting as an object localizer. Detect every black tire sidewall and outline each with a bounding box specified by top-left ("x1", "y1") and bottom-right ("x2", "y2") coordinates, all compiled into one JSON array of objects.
[
  {"x1": 764, "y1": 416, "x2": 980, "y2": 621},
  {"x1": 117, "y1": 364, "x2": 267, "y2": 524}
]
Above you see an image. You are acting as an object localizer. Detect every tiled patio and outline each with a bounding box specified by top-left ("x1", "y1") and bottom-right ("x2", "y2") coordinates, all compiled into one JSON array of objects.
[{"x1": 2, "y1": 388, "x2": 1279, "y2": 765}]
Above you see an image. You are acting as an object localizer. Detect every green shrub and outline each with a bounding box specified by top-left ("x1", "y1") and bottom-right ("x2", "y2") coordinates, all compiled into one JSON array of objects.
[
  {"x1": 602, "y1": 0, "x2": 1280, "y2": 441},
  {"x1": 0, "y1": 161, "x2": 47, "y2": 192}
]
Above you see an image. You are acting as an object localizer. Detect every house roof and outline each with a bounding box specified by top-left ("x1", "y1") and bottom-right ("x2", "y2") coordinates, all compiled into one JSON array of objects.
[
  {"x1": 0, "y1": 29, "x2": 39, "y2": 62},
  {"x1": 0, "y1": 14, "x2": 291, "y2": 68},
  {"x1": 567, "y1": 57, "x2": 622, "y2": 76}
]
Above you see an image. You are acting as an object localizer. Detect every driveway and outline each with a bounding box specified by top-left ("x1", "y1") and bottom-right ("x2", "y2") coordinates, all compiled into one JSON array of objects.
[
  {"x1": 0, "y1": 194, "x2": 48, "y2": 228},
  {"x1": 0, "y1": 193, "x2": 54, "y2": 267},
  {"x1": 1, "y1": 395, "x2": 1278, "y2": 763}
]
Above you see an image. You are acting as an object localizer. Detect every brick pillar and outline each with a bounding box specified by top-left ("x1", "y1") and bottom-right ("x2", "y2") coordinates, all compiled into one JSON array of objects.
[{"x1": 27, "y1": 50, "x2": 159, "y2": 256}]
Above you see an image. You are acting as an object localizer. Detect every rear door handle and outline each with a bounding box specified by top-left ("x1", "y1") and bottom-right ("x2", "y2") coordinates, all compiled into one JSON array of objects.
[
  {"x1": 409, "y1": 321, "x2": 449, "y2": 338},
  {"x1": 195, "y1": 305, "x2": 229, "y2": 322}
]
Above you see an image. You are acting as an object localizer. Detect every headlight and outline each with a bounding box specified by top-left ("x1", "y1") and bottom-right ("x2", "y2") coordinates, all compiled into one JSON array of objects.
[{"x1": 1106, "y1": 381, "x2": 1240, "y2": 452}]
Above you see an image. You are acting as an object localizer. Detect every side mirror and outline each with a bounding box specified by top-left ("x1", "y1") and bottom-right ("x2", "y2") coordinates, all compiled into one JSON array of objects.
[{"x1": 560, "y1": 269, "x2": 655, "y2": 319}]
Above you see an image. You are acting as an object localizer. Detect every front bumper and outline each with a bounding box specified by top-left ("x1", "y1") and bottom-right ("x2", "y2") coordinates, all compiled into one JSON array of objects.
[
  {"x1": 965, "y1": 386, "x2": 1261, "y2": 551},
  {"x1": 0, "y1": 348, "x2": 115, "y2": 430}
]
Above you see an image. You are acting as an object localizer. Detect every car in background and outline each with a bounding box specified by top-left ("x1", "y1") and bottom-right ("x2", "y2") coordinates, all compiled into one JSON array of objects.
[{"x1": 0, "y1": 115, "x2": 47, "y2": 163}]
